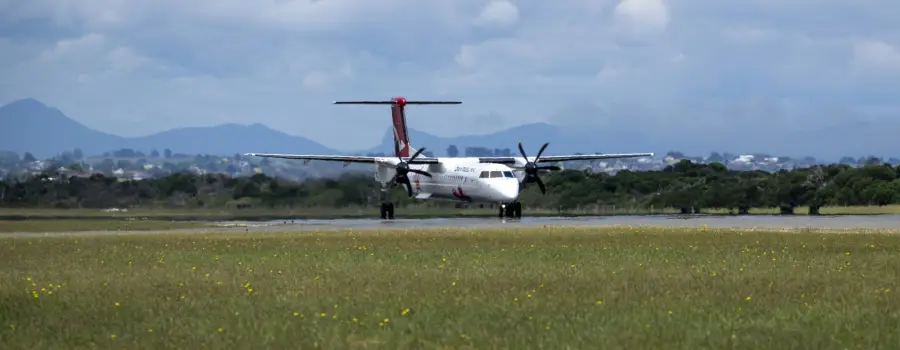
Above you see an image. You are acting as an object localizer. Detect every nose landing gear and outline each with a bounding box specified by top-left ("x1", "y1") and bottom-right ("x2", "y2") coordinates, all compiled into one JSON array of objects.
[{"x1": 499, "y1": 202, "x2": 522, "y2": 218}]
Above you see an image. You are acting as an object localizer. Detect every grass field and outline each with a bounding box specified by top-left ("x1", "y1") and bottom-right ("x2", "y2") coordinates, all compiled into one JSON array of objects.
[
  {"x1": 1, "y1": 227, "x2": 898, "y2": 349},
  {"x1": 2, "y1": 204, "x2": 900, "y2": 221},
  {"x1": 0, "y1": 219, "x2": 216, "y2": 233}
]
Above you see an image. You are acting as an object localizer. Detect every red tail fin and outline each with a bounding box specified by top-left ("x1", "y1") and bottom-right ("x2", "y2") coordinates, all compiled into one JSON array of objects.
[
  {"x1": 391, "y1": 98, "x2": 411, "y2": 157},
  {"x1": 331, "y1": 97, "x2": 462, "y2": 158}
]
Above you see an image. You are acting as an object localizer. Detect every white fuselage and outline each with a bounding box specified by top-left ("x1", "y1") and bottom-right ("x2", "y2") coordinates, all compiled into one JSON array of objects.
[{"x1": 374, "y1": 157, "x2": 520, "y2": 203}]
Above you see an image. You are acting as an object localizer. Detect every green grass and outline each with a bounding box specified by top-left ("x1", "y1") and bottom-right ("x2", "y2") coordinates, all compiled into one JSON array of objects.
[
  {"x1": 1, "y1": 227, "x2": 899, "y2": 349},
  {"x1": 3, "y1": 204, "x2": 900, "y2": 221},
  {"x1": 0, "y1": 220, "x2": 216, "y2": 233}
]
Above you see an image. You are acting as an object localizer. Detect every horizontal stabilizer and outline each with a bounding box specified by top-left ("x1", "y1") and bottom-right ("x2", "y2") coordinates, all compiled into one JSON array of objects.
[{"x1": 333, "y1": 101, "x2": 461, "y2": 105}]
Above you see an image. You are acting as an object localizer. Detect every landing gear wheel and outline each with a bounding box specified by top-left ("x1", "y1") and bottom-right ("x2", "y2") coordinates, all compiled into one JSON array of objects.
[
  {"x1": 500, "y1": 202, "x2": 522, "y2": 219},
  {"x1": 380, "y1": 202, "x2": 395, "y2": 220}
]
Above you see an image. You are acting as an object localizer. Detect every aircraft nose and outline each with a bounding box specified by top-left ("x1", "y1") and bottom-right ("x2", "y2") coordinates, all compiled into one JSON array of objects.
[{"x1": 496, "y1": 180, "x2": 519, "y2": 201}]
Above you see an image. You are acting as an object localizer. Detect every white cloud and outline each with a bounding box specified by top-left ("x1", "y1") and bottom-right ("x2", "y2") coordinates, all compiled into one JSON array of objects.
[
  {"x1": 475, "y1": 1, "x2": 520, "y2": 27},
  {"x1": 37, "y1": 33, "x2": 105, "y2": 62},
  {"x1": 852, "y1": 39, "x2": 900, "y2": 73},
  {"x1": 0, "y1": 0, "x2": 898, "y2": 155},
  {"x1": 614, "y1": 0, "x2": 669, "y2": 31}
]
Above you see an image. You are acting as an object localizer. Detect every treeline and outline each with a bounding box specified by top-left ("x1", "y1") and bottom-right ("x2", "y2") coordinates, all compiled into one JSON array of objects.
[{"x1": 1, "y1": 160, "x2": 900, "y2": 214}]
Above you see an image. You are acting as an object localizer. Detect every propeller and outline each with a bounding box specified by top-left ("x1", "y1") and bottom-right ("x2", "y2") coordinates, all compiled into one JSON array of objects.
[
  {"x1": 391, "y1": 143, "x2": 432, "y2": 197},
  {"x1": 517, "y1": 142, "x2": 561, "y2": 194}
]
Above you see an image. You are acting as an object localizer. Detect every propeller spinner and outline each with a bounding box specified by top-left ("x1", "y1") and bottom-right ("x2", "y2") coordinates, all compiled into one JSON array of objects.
[
  {"x1": 391, "y1": 143, "x2": 432, "y2": 197},
  {"x1": 517, "y1": 142, "x2": 560, "y2": 194}
]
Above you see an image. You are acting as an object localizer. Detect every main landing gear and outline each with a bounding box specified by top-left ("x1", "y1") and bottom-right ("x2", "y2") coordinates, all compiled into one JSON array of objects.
[
  {"x1": 378, "y1": 183, "x2": 395, "y2": 219},
  {"x1": 379, "y1": 202, "x2": 395, "y2": 220},
  {"x1": 499, "y1": 202, "x2": 522, "y2": 219}
]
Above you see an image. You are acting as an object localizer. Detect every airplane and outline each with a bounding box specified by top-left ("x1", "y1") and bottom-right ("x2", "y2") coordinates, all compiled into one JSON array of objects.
[{"x1": 245, "y1": 97, "x2": 654, "y2": 220}]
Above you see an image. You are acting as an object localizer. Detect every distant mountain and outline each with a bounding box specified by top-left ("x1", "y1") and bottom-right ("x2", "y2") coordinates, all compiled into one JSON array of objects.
[
  {"x1": 0, "y1": 98, "x2": 340, "y2": 158},
  {"x1": 1, "y1": 97, "x2": 660, "y2": 161},
  {"x1": 127, "y1": 123, "x2": 338, "y2": 157},
  {"x1": 359, "y1": 122, "x2": 658, "y2": 157},
  {"x1": 14, "y1": 97, "x2": 890, "y2": 162},
  {"x1": 0, "y1": 98, "x2": 127, "y2": 158}
]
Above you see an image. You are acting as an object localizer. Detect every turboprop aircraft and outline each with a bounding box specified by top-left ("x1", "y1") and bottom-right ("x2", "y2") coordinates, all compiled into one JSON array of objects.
[{"x1": 245, "y1": 97, "x2": 654, "y2": 219}]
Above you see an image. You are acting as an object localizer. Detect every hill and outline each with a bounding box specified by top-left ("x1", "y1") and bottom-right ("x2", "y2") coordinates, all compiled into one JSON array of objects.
[
  {"x1": 127, "y1": 123, "x2": 338, "y2": 157},
  {"x1": 1, "y1": 98, "x2": 659, "y2": 160},
  {"x1": 0, "y1": 98, "x2": 127, "y2": 158},
  {"x1": 0, "y1": 99, "x2": 341, "y2": 158},
  {"x1": 360, "y1": 122, "x2": 656, "y2": 157},
  {"x1": 4, "y1": 97, "x2": 900, "y2": 162}
]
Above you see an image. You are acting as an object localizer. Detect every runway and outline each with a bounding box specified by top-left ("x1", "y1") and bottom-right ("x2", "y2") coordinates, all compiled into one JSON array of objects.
[
  {"x1": 4, "y1": 214, "x2": 900, "y2": 237},
  {"x1": 253, "y1": 214, "x2": 900, "y2": 231}
]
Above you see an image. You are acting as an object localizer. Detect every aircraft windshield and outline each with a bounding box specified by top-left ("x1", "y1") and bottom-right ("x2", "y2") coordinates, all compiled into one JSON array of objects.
[{"x1": 480, "y1": 170, "x2": 516, "y2": 179}]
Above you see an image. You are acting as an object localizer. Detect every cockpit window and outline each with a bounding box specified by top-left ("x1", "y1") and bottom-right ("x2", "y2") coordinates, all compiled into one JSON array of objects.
[
  {"x1": 489, "y1": 171, "x2": 502, "y2": 178},
  {"x1": 503, "y1": 171, "x2": 514, "y2": 178},
  {"x1": 479, "y1": 171, "x2": 489, "y2": 178}
]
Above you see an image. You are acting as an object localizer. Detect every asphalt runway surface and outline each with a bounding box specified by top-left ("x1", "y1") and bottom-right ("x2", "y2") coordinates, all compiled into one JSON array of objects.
[
  {"x1": 4, "y1": 214, "x2": 900, "y2": 237},
  {"x1": 256, "y1": 214, "x2": 900, "y2": 231}
]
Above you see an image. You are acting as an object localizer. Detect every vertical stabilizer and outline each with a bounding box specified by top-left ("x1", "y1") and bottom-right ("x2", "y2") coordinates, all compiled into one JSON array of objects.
[
  {"x1": 332, "y1": 97, "x2": 462, "y2": 158},
  {"x1": 390, "y1": 101, "x2": 411, "y2": 157}
]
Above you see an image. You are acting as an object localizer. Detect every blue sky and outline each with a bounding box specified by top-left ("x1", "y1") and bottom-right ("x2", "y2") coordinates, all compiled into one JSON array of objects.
[{"x1": 1, "y1": 0, "x2": 899, "y2": 153}]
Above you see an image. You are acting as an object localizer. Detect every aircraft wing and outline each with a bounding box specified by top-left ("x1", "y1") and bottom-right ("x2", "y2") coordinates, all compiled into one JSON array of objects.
[
  {"x1": 478, "y1": 152, "x2": 654, "y2": 164},
  {"x1": 244, "y1": 153, "x2": 440, "y2": 164}
]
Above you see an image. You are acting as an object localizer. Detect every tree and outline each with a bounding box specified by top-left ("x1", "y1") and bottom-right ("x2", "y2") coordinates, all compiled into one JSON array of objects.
[
  {"x1": 164, "y1": 149, "x2": 173, "y2": 158},
  {"x1": 865, "y1": 156, "x2": 882, "y2": 166},
  {"x1": 151, "y1": 149, "x2": 160, "y2": 158},
  {"x1": 447, "y1": 145, "x2": 459, "y2": 157},
  {"x1": 116, "y1": 160, "x2": 133, "y2": 170},
  {"x1": 23, "y1": 152, "x2": 36, "y2": 162},
  {"x1": 98, "y1": 158, "x2": 116, "y2": 173},
  {"x1": 3, "y1": 159, "x2": 900, "y2": 213},
  {"x1": 67, "y1": 163, "x2": 84, "y2": 172},
  {"x1": 707, "y1": 152, "x2": 724, "y2": 163},
  {"x1": 73, "y1": 148, "x2": 84, "y2": 159}
]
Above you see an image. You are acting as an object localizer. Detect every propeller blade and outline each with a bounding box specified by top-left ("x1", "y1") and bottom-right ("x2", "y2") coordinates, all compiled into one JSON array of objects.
[
  {"x1": 409, "y1": 169, "x2": 432, "y2": 177},
  {"x1": 535, "y1": 176, "x2": 546, "y2": 195},
  {"x1": 404, "y1": 181, "x2": 413, "y2": 197},
  {"x1": 517, "y1": 142, "x2": 529, "y2": 161},
  {"x1": 409, "y1": 147, "x2": 426, "y2": 161},
  {"x1": 535, "y1": 142, "x2": 549, "y2": 161}
]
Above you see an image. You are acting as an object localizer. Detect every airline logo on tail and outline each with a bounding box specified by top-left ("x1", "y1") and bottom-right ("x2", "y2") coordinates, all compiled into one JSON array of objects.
[{"x1": 390, "y1": 98, "x2": 410, "y2": 157}]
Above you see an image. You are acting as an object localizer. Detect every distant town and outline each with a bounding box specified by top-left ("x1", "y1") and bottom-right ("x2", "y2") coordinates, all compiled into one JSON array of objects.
[{"x1": 1, "y1": 146, "x2": 895, "y2": 183}]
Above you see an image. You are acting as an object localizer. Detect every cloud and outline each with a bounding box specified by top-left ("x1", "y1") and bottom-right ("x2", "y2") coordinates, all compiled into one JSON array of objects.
[
  {"x1": 0, "y1": 0, "x2": 898, "y2": 156},
  {"x1": 475, "y1": 1, "x2": 519, "y2": 28},
  {"x1": 852, "y1": 39, "x2": 900, "y2": 73},
  {"x1": 613, "y1": 0, "x2": 669, "y2": 36}
]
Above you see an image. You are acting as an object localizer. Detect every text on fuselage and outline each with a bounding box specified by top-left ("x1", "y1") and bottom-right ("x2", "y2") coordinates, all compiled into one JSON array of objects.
[{"x1": 454, "y1": 166, "x2": 476, "y2": 173}]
